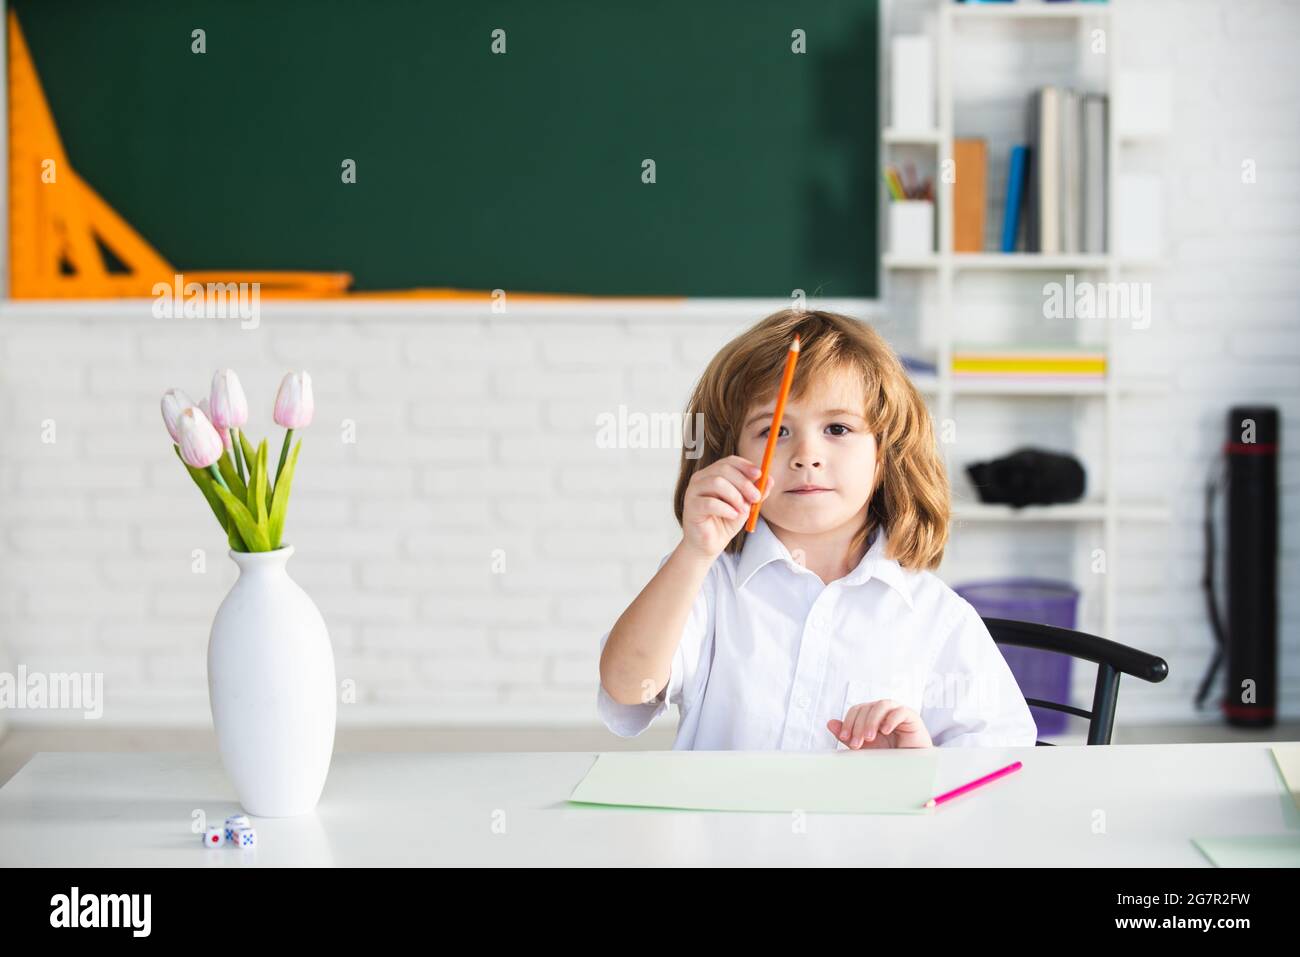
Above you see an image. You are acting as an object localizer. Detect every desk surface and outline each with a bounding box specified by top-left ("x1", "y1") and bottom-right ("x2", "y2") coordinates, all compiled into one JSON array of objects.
[{"x1": 0, "y1": 742, "x2": 1295, "y2": 866}]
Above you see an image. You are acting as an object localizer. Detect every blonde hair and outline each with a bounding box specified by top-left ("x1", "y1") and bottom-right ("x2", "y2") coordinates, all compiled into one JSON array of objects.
[{"x1": 672, "y1": 309, "x2": 950, "y2": 570}]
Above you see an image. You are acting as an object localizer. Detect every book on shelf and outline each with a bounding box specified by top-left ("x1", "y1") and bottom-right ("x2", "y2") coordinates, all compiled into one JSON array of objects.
[
  {"x1": 1082, "y1": 93, "x2": 1107, "y2": 253},
  {"x1": 900, "y1": 354, "x2": 938, "y2": 377},
  {"x1": 1037, "y1": 87, "x2": 1061, "y2": 254},
  {"x1": 953, "y1": 138, "x2": 987, "y2": 252},
  {"x1": 1018, "y1": 85, "x2": 1107, "y2": 255},
  {"x1": 1061, "y1": 88, "x2": 1080, "y2": 254},
  {"x1": 951, "y1": 345, "x2": 1107, "y2": 378},
  {"x1": 1000, "y1": 145, "x2": 1028, "y2": 253}
]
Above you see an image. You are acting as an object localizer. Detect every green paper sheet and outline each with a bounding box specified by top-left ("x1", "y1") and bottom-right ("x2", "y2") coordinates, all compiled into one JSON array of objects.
[
  {"x1": 1191, "y1": 745, "x2": 1300, "y2": 866},
  {"x1": 1192, "y1": 834, "x2": 1300, "y2": 868},
  {"x1": 1270, "y1": 744, "x2": 1300, "y2": 813},
  {"x1": 568, "y1": 750, "x2": 939, "y2": 814}
]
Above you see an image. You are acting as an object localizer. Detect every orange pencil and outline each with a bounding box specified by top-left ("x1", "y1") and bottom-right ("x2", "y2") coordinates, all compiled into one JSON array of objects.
[{"x1": 745, "y1": 335, "x2": 801, "y2": 532}]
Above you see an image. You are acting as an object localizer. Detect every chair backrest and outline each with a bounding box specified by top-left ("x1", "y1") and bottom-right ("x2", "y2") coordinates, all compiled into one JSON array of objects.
[{"x1": 982, "y1": 617, "x2": 1169, "y2": 745}]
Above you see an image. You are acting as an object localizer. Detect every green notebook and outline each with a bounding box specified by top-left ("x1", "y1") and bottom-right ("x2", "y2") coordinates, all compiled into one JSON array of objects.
[
  {"x1": 568, "y1": 750, "x2": 938, "y2": 814},
  {"x1": 1191, "y1": 745, "x2": 1300, "y2": 867},
  {"x1": 1270, "y1": 744, "x2": 1300, "y2": 813},
  {"x1": 1192, "y1": 835, "x2": 1300, "y2": 868}
]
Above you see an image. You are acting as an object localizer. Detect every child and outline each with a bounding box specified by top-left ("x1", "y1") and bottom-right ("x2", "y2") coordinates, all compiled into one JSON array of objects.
[{"x1": 597, "y1": 309, "x2": 1038, "y2": 750}]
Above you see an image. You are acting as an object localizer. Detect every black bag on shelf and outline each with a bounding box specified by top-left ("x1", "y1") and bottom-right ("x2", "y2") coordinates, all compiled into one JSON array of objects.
[{"x1": 965, "y1": 447, "x2": 1086, "y2": 508}]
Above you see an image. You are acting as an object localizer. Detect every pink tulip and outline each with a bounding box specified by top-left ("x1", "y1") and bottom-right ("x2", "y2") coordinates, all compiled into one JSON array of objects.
[
  {"x1": 208, "y1": 369, "x2": 249, "y2": 430},
  {"x1": 176, "y1": 407, "x2": 225, "y2": 469},
  {"x1": 160, "y1": 388, "x2": 197, "y2": 443},
  {"x1": 273, "y1": 371, "x2": 314, "y2": 429},
  {"x1": 198, "y1": 398, "x2": 232, "y2": 452}
]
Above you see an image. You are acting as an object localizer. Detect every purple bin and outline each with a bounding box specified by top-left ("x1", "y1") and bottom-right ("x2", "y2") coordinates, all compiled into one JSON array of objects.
[{"x1": 952, "y1": 579, "x2": 1079, "y2": 737}]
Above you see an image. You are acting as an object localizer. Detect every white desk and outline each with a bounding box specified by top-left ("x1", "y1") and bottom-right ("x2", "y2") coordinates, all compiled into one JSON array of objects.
[{"x1": 0, "y1": 742, "x2": 1294, "y2": 866}]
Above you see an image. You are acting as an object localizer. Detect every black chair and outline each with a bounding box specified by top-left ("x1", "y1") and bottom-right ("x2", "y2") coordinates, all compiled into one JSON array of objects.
[{"x1": 983, "y1": 617, "x2": 1169, "y2": 746}]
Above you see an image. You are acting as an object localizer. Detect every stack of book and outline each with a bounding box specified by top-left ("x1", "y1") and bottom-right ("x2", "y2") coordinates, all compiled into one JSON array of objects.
[
  {"x1": 1002, "y1": 86, "x2": 1108, "y2": 254},
  {"x1": 951, "y1": 345, "x2": 1106, "y2": 382}
]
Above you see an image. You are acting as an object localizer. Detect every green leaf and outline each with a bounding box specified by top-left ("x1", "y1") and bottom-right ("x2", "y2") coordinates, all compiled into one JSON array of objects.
[
  {"x1": 212, "y1": 482, "x2": 270, "y2": 551},
  {"x1": 226, "y1": 517, "x2": 244, "y2": 551},
  {"x1": 245, "y1": 441, "x2": 257, "y2": 514},
  {"x1": 216, "y1": 448, "x2": 248, "y2": 503},
  {"x1": 241, "y1": 431, "x2": 274, "y2": 515},
  {"x1": 238, "y1": 430, "x2": 258, "y2": 481},
  {"x1": 174, "y1": 445, "x2": 246, "y2": 551},
  {"x1": 175, "y1": 445, "x2": 226, "y2": 530},
  {"x1": 250, "y1": 439, "x2": 269, "y2": 528},
  {"x1": 268, "y1": 439, "x2": 301, "y2": 549}
]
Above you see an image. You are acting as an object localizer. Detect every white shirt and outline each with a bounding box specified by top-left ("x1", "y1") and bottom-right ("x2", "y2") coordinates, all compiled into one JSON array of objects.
[{"x1": 598, "y1": 516, "x2": 1038, "y2": 750}]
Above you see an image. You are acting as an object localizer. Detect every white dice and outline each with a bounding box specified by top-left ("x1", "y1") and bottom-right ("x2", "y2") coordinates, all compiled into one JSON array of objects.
[
  {"x1": 224, "y1": 814, "x2": 250, "y2": 842},
  {"x1": 200, "y1": 812, "x2": 257, "y2": 850}
]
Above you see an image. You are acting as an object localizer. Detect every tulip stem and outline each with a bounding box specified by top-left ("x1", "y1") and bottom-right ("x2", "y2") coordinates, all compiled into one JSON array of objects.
[
  {"x1": 232, "y1": 428, "x2": 246, "y2": 485},
  {"x1": 207, "y1": 464, "x2": 230, "y2": 492},
  {"x1": 275, "y1": 429, "x2": 294, "y2": 486}
]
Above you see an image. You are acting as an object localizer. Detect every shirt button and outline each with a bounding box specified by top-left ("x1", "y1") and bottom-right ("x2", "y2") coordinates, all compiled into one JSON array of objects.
[{"x1": 797, "y1": 693, "x2": 811, "y2": 709}]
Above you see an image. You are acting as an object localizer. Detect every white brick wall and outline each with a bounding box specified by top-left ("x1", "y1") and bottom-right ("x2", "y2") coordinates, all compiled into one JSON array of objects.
[
  {"x1": 0, "y1": 0, "x2": 1295, "y2": 732},
  {"x1": 0, "y1": 302, "x2": 819, "y2": 727}
]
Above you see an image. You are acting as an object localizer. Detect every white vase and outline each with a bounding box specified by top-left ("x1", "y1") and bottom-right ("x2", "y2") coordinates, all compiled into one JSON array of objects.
[{"x1": 208, "y1": 544, "x2": 336, "y2": 817}]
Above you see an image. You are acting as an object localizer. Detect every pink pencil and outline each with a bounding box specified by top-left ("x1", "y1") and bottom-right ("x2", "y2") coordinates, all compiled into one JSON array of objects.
[{"x1": 923, "y1": 760, "x2": 1022, "y2": 809}]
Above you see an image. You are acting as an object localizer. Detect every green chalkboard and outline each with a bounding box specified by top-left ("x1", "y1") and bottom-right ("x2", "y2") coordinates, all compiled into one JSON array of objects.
[{"x1": 13, "y1": 0, "x2": 879, "y2": 297}]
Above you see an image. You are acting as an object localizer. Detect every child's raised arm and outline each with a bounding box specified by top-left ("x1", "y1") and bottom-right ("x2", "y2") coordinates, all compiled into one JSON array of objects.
[{"x1": 599, "y1": 455, "x2": 771, "y2": 706}]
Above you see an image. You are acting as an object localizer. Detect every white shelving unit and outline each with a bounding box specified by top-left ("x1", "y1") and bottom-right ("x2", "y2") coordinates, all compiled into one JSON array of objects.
[{"x1": 880, "y1": 0, "x2": 1166, "y2": 642}]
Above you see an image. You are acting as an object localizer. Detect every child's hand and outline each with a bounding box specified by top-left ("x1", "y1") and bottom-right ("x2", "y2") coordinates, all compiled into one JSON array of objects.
[
  {"x1": 828, "y1": 700, "x2": 933, "y2": 749},
  {"x1": 680, "y1": 455, "x2": 773, "y2": 560}
]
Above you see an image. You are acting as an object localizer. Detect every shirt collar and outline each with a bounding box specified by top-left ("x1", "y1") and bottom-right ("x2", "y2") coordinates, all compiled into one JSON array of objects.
[{"x1": 736, "y1": 517, "x2": 915, "y2": 609}]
